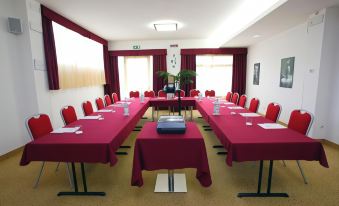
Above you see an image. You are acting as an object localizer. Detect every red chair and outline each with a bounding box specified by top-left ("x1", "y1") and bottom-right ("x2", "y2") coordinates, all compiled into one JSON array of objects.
[
  {"x1": 104, "y1": 94, "x2": 112, "y2": 106},
  {"x1": 144, "y1": 90, "x2": 155, "y2": 98},
  {"x1": 61, "y1": 106, "x2": 77, "y2": 125},
  {"x1": 248, "y1": 98, "x2": 259, "y2": 113},
  {"x1": 231, "y1": 92, "x2": 239, "y2": 104},
  {"x1": 287, "y1": 110, "x2": 314, "y2": 184},
  {"x1": 95, "y1": 98, "x2": 105, "y2": 110},
  {"x1": 190, "y1": 89, "x2": 200, "y2": 97},
  {"x1": 175, "y1": 90, "x2": 185, "y2": 97},
  {"x1": 158, "y1": 90, "x2": 166, "y2": 98},
  {"x1": 112, "y1": 93, "x2": 119, "y2": 103},
  {"x1": 26, "y1": 114, "x2": 72, "y2": 188},
  {"x1": 265, "y1": 103, "x2": 281, "y2": 122},
  {"x1": 82, "y1": 101, "x2": 94, "y2": 116},
  {"x1": 238, "y1": 95, "x2": 247, "y2": 107},
  {"x1": 226, "y1": 92, "x2": 232, "y2": 101},
  {"x1": 205, "y1": 90, "x2": 215, "y2": 97},
  {"x1": 130, "y1": 91, "x2": 140, "y2": 98}
]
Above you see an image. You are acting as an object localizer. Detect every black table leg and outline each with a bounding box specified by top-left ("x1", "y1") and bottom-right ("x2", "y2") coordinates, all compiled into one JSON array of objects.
[
  {"x1": 238, "y1": 160, "x2": 289, "y2": 198},
  {"x1": 58, "y1": 162, "x2": 106, "y2": 196}
]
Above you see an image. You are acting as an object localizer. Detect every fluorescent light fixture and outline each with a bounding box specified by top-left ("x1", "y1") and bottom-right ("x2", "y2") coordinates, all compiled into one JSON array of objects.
[
  {"x1": 207, "y1": 0, "x2": 287, "y2": 47},
  {"x1": 154, "y1": 23, "x2": 177, "y2": 31},
  {"x1": 253, "y1": 34, "x2": 262, "y2": 38}
]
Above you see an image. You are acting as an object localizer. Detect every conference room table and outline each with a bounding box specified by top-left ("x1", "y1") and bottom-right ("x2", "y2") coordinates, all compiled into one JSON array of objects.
[
  {"x1": 195, "y1": 97, "x2": 329, "y2": 197},
  {"x1": 131, "y1": 122, "x2": 212, "y2": 189},
  {"x1": 20, "y1": 98, "x2": 150, "y2": 196}
]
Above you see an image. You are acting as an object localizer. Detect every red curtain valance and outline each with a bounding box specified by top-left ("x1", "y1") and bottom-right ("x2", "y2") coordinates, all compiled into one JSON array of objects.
[
  {"x1": 109, "y1": 49, "x2": 167, "y2": 56},
  {"x1": 181, "y1": 48, "x2": 247, "y2": 55},
  {"x1": 41, "y1": 5, "x2": 107, "y2": 46}
]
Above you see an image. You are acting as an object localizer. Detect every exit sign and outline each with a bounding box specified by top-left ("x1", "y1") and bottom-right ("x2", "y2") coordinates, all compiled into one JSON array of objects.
[{"x1": 133, "y1": 45, "x2": 140, "y2": 50}]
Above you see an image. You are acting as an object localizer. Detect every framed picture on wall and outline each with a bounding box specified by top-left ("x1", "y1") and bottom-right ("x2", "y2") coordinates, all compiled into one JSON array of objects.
[
  {"x1": 253, "y1": 63, "x2": 260, "y2": 85},
  {"x1": 280, "y1": 57, "x2": 295, "y2": 88}
]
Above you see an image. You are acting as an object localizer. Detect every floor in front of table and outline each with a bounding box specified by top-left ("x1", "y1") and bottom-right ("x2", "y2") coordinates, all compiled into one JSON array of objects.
[{"x1": 0, "y1": 109, "x2": 338, "y2": 206}]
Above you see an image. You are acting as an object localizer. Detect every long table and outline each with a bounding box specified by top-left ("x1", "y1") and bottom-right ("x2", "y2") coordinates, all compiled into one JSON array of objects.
[
  {"x1": 20, "y1": 98, "x2": 149, "y2": 196},
  {"x1": 195, "y1": 98, "x2": 329, "y2": 197}
]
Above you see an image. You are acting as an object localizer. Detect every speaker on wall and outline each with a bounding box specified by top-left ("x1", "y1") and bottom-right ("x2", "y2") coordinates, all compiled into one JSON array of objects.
[{"x1": 7, "y1": 17, "x2": 23, "y2": 34}]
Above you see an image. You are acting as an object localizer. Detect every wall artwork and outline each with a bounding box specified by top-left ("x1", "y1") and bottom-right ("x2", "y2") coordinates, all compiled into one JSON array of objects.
[
  {"x1": 280, "y1": 57, "x2": 295, "y2": 88},
  {"x1": 253, "y1": 63, "x2": 260, "y2": 85}
]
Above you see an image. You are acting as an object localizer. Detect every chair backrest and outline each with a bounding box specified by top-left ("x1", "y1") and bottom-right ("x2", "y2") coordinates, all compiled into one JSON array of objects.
[
  {"x1": 175, "y1": 90, "x2": 185, "y2": 97},
  {"x1": 144, "y1": 90, "x2": 155, "y2": 98},
  {"x1": 130, "y1": 91, "x2": 140, "y2": 98},
  {"x1": 226, "y1": 92, "x2": 232, "y2": 101},
  {"x1": 190, "y1": 89, "x2": 200, "y2": 97},
  {"x1": 95, "y1": 97, "x2": 105, "y2": 110},
  {"x1": 238, "y1": 95, "x2": 247, "y2": 107},
  {"x1": 112, "y1": 93, "x2": 119, "y2": 103},
  {"x1": 158, "y1": 90, "x2": 166, "y2": 98},
  {"x1": 288, "y1": 110, "x2": 313, "y2": 135},
  {"x1": 205, "y1": 90, "x2": 215, "y2": 97},
  {"x1": 231, "y1": 93, "x2": 239, "y2": 104},
  {"x1": 26, "y1": 114, "x2": 53, "y2": 140},
  {"x1": 82, "y1": 101, "x2": 94, "y2": 116},
  {"x1": 61, "y1": 106, "x2": 77, "y2": 125},
  {"x1": 248, "y1": 98, "x2": 260, "y2": 113},
  {"x1": 104, "y1": 94, "x2": 112, "y2": 106},
  {"x1": 265, "y1": 103, "x2": 281, "y2": 122}
]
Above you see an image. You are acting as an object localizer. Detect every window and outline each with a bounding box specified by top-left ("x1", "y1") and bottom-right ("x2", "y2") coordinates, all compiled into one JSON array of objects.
[
  {"x1": 53, "y1": 22, "x2": 105, "y2": 89},
  {"x1": 196, "y1": 55, "x2": 233, "y2": 96},
  {"x1": 118, "y1": 56, "x2": 153, "y2": 99}
]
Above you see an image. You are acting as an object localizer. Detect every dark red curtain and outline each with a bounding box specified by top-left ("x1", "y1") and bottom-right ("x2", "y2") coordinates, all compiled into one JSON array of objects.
[
  {"x1": 153, "y1": 55, "x2": 167, "y2": 93},
  {"x1": 181, "y1": 54, "x2": 196, "y2": 96},
  {"x1": 41, "y1": 9, "x2": 59, "y2": 90},
  {"x1": 232, "y1": 53, "x2": 247, "y2": 95},
  {"x1": 104, "y1": 55, "x2": 121, "y2": 99}
]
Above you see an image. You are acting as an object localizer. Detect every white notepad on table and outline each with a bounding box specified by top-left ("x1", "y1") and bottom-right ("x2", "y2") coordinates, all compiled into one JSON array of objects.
[
  {"x1": 258, "y1": 123, "x2": 286, "y2": 129},
  {"x1": 239, "y1": 113, "x2": 261, "y2": 117},
  {"x1": 80, "y1": 115, "x2": 101, "y2": 120},
  {"x1": 116, "y1": 101, "x2": 132, "y2": 105},
  {"x1": 51, "y1": 127, "x2": 80, "y2": 134},
  {"x1": 223, "y1": 102, "x2": 233, "y2": 105},
  {"x1": 228, "y1": 106, "x2": 244, "y2": 110},
  {"x1": 98, "y1": 109, "x2": 113, "y2": 113}
]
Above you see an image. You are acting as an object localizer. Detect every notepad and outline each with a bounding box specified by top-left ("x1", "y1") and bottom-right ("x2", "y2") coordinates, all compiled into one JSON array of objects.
[
  {"x1": 240, "y1": 113, "x2": 261, "y2": 117},
  {"x1": 228, "y1": 106, "x2": 243, "y2": 110},
  {"x1": 258, "y1": 123, "x2": 286, "y2": 129},
  {"x1": 80, "y1": 115, "x2": 101, "y2": 120},
  {"x1": 116, "y1": 101, "x2": 132, "y2": 105},
  {"x1": 98, "y1": 109, "x2": 113, "y2": 113},
  {"x1": 51, "y1": 127, "x2": 80, "y2": 134},
  {"x1": 223, "y1": 102, "x2": 233, "y2": 105}
]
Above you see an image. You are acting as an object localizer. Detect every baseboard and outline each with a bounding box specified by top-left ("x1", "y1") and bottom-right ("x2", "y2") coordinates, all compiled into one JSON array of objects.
[{"x1": 0, "y1": 146, "x2": 24, "y2": 161}]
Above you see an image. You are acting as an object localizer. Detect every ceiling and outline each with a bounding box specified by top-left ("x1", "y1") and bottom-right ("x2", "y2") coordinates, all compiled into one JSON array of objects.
[{"x1": 37, "y1": 0, "x2": 339, "y2": 46}]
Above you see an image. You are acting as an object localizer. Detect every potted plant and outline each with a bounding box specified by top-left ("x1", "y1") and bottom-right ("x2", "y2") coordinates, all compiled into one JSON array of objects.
[{"x1": 158, "y1": 70, "x2": 197, "y2": 115}]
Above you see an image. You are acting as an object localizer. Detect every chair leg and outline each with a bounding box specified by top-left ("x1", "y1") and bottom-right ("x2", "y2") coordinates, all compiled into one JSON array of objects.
[
  {"x1": 33, "y1": 161, "x2": 45, "y2": 188},
  {"x1": 66, "y1": 163, "x2": 74, "y2": 188},
  {"x1": 296, "y1": 160, "x2": 308, "y2": 184},
  {"x1": 55, "y1": 162, "x2": 61, "y2": 172},
  {"x1": 282, "y1": 160, "x2": 286, "y2": 167}
]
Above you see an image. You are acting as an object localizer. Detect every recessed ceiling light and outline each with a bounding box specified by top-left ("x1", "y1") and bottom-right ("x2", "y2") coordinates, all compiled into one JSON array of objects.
[
  {"x1": 154, "y1": 23, "x2": 177, "y2": 32},
  {"x1": 253, "y1": 34, "x2": 262, "y2": 38}
]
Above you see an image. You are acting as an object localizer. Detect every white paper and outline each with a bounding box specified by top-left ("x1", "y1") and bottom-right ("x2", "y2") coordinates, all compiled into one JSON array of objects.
[
  {"x1": 240, "y1": 113, "x2": 261, "y2": 117},
  {"x1": 98, "y1": 109, "x2": 113, "y2": 112},
  {"x1": 116, "y1": 101, "x2": 132, "y2": 105},
  {"x1": 258, "y1": 123, "x2": 286, "y2": 129},
  {"x1": 51, "y1": 127, "x2": 80, "y2": 134},
  {"x1": 228, "y1": 106, "x2": 244, "y2": 110},
  {"x1": 80, "y1": 115, "x2": 101, "y2": 120}
]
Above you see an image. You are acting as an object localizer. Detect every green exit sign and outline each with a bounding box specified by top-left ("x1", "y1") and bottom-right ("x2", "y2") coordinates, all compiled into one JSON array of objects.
[{"x1": 133, "y1": 45, "x2": 140, "y2": 50}]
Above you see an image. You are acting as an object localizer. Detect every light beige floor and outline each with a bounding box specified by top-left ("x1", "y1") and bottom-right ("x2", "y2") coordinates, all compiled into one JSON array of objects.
[{"x1": 0, "y1": 109, "x2": 338, "y2": 206}]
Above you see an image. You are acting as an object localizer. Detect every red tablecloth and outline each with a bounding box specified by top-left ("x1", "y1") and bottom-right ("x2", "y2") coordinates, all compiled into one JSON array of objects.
[
  {"x1": 149, "y1": 97, "x2": 196, "y2": 107},
  {"x1": 196, "y1": 98, "x2": 329, "y2": 168},
  {"x1": 131, "y1": 122, "x2": 212, "y2": 187},
  {"x1": 20, "y1": 99, "x2": 149, "y2": 166}
]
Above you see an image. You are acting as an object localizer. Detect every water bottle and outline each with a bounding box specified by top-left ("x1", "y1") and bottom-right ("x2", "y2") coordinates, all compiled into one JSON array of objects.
[
  {"x1": 213, "y1": 98, "x2": 220, "y2": 115},
  {"x1": 198, "y1": 93, "x2": 203, "y2": 101},
  {"x1": 140, "y1": 93, "x2": 145, "y2": 103},
  {"x1": 123, "y1": 102, "x2": 129, "y2": 116}
]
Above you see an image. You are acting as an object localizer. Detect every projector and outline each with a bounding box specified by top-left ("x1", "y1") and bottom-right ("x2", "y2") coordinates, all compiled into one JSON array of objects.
[{"x1": 157, "y1": 115, "x2": 186, "y2": 134}]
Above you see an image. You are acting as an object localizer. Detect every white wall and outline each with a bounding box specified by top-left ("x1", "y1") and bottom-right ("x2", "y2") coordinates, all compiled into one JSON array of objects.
[
  {"x1": 0, "y1": 0, "x2": 39, "y2": 155},
  {"x1": 315, "y1": 7, "x2": 339, "y2": 144},
  {"x1": 246, "y1": 12, "x2": 325, "y2": 137},
  {"x1": 26, "y1": 0, "x2": 104, "y2": 129},
  {"x1": 109, "y1": 39, "x2": 210, "y2": 75}
]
